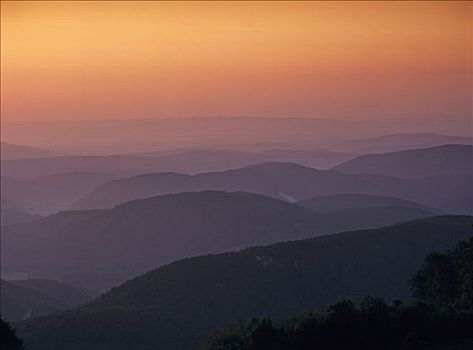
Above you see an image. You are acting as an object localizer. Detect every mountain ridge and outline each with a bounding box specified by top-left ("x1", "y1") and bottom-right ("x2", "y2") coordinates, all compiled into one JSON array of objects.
[
  {"x1": 333, "y1": 144, "x2": 473, "y2": 178},
  {"x1": 71, "y1": 161, "x2": 472, "y2": 214},
  {"x1": 16, "y1": 215, "x2": 473, "y2": 350},
  {"x1": 1, "y1": 190, "x2": 437, "y2": 291}
]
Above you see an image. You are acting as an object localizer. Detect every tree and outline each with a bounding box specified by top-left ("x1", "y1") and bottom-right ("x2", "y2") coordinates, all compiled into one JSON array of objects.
[{"x1": 409, "y1": 237, "x2": 473, "y2": 310}]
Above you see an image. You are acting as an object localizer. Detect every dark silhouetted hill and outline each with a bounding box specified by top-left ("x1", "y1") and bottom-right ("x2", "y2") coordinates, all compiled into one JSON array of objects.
[
  {"x1": 15, "y1": 216, "x2": 473, "y2": 350},
  {"x1": 0, "y1": 317, "x2": 25, "y2": 350},
  {"x1": 0, "y1": 279, "x2": 90, "y2": 322},
  {"x1": 296, "y1": 193, "x2": 439, "y2": 213}
]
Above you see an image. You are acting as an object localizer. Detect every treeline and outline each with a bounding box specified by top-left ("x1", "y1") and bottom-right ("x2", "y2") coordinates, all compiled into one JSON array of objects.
[
  {"x1": 198, "y1": 237, "x2": 473, "y2": 350},
  {"x1": 410, "y1": 237, "x2": 473, "y2": 310}
]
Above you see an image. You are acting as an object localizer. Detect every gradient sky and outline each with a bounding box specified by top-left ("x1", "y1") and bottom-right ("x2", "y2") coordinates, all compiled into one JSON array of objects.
[{"x1": 1, "y1": 1, "x2": 471, "y2": 121}]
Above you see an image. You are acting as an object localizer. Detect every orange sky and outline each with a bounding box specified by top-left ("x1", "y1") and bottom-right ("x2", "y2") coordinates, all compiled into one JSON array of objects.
[{"x1": 1, "y1": 1, "x2": 471, "y2": 121}]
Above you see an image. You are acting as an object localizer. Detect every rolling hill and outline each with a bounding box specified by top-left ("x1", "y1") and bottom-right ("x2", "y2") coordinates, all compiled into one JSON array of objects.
[
  {"x1": 131, "y1": 148, "x2": 354, "y2": 172},
  {"x1": 0, "y1": 142, "x2": 59, "y2": 160},
  {"x1": 1, "y1": 191, "x2": 324, "y2": 290},
  {"x1": 296, "y1": 193, "x2": 439, "y2": 214},
  {"x1": 0, "y1": 279, "x2": 91, "y2": 322},
  {"x1": 333, "y1": 133, "x2": 473, "y2": 153},
  {"x1": 1, "y1": 191, "x2": 436, "y2": 291},
  {"x1": 16, "y1": 216, "x2": 473, "y2": 350},
  {"x1": 333, "y1": 144, "x2": 473, "y2": 178},
  {"x1": 71, "y1": 162, "x2": 472, "y2": 213},
  {"x1": 1, "y1": 172, "x2": 118, "y2": 214},
  {"x1": 1, "y1": 148, "x2": 353, "y2": 180}
]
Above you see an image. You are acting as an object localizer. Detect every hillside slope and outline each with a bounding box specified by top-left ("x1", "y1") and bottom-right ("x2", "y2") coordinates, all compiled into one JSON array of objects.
[
  {"x1": 1, "y1": 148, "x2": 353, "y2": 179},
  {"x1": 296, "y1": 193, "x2": 439, "y2": 213},
  {"x1": 2, "y1": 191, "x2": 323, "y2": 290},
  {"x1": 1, "y1": 172, "x2": 118, "y2": 214},
  {"x1": 0, "y1": 208, "x2": 40, "y2": 226},
  {"x1": 0, "y1": 279, "x2": 90, "y2": 322},
  {"x1": 71, "y1": 162, "x2": 472, "y2": 214},
  {"x1": 1, "y1": 191, "x2": 437, "y2": 291},
  {"x1": 333, "y1": 144, "x2": 473, "y2": 178},
  {"x1": 333, "y1": 133, "x2": 473, "y2": 153},
  {"x1": 16, "y1": 216, "x2": 473, "y2": 350},
  {"x1": 0, "y1": 142, "x2": 58, "y2": 160}
]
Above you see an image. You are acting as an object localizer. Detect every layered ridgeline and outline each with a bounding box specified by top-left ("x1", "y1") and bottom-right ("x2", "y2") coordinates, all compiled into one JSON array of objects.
[
  {"x1": 0, "y1": 148, "x2": 349, "y2": 215},
  {"x1": 1, "y1": 172, "x2": 118, "y2": 215},
  {"x1": 1, "y1": 191, "x2": 436, "y2": 291},
  {"x1": 0, "y1": 279, "x2": 91, "y2": 322},
  {"x1": 0, "y1": 142, "x2": 59, "y2": 160},
  {"x1": 16, "y1": 216, "x2": 473, "y2": 350},
  {"x1": 332, "y1": 133, "x2": 473, "y2": 154},
  {"x1": 296, "y1": 193, "x2": 441, "y2": 232},
  {"x1": 3, "y1": 144, "x2": 471, "y2": 217},
  {"x1": 333, "y1": 144, "x2": 473, "y2": 178},
  {"x1": 72, "y1": 161, "x2": 472, "y2": 214},
  {"x1": 296, "y1": 193, "x2": 438, "y2": 213},
  {"x1": 8, "y1": 117, "x2": 467, "y2": 155},
  {"x1": 1, "y1": 148, "x2": 353, "y2": 179}
]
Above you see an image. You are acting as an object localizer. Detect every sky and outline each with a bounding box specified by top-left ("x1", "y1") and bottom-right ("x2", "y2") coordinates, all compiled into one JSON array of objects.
[{"x1": 1, "y1": 1, "x2": 472, "y2": 122}]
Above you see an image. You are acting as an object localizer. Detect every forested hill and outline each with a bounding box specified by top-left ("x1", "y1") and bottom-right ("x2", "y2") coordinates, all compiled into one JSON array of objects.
[
  {"x1": 2, "y1": 190, "x2": 435, "y2": 291},
  {"x1": 17, "y1": 215, "x2": 473, "y2": 350}
]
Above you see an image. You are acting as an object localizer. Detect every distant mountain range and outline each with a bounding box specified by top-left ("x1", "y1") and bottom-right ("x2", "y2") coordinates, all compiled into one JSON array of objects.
[
  {"x1": 72, "y1": 158, "x2": 472, "y2": 214},
  {"x1": 1, "y1": 148, "x2": 353, "y2": 180},
  {"x1": 0, "y1": 142, "x2": 59, "y2": 160},
  {"x1": 16, "y1": 216, "x2": 473, "y2": 350},
  {"x1": 333, "y1": 133, "x2": 473, "y2": 153},
  {"x1": 3, "y1": 144, "x2": 470, "y2": 215},
  {"x1": 1, "y1": 172, "x2": 118, "y2": 214},
  {"x1": 131, "y1": 148, "x2": 354, "y2": 172},
  {"x1": 333, "y1": 144, "x2": 473, "y2": 178},
  {"x1": 1, "y1": 191, "x2": 436, "y2": 291},
  {"x1": 4, "y1": 117, "x2": 470, "y2": 154},
  {"x1": 0, "y1": 279, "x2": 91, "y2": 322}
]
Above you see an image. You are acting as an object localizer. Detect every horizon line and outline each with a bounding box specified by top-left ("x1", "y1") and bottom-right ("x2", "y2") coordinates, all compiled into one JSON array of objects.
[{"x1": 1, "y1": 115, "x2": 469, "y2": 124}]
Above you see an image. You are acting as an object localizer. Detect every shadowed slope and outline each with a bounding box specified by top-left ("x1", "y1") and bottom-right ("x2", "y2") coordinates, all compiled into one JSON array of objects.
[
  {"x1": 333, "y1": 144, "x2": 473, "y2": 178},
  {"x1": 296, "y1": 193, "x2": 439, "y2": 213},
  {"x1": 1, "y1": 190, "x2": 437, "y2": 291},
  {"x1": 0, "y1": 279, "x2": 90, "y2": 322},
  {"x1": 16, "y1": 216, "x2": 473, "y2": 350},
  {"x1": 72, "y1": 162, "x2": 472, "y2": 214}
]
